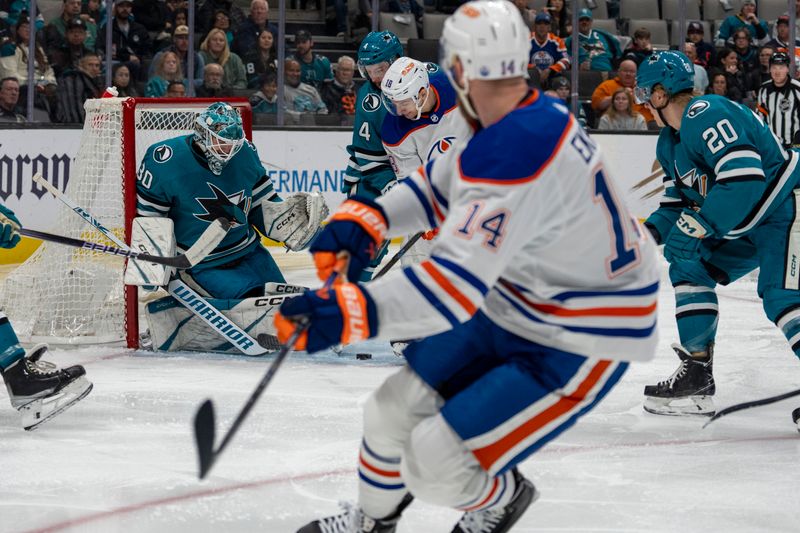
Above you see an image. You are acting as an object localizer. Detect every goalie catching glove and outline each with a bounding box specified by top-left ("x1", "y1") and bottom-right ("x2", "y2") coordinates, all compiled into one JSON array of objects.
[
  {"x1": 310, "y1": 196, "x2": 388, "y2": 282},
  {"x1": 263, "y1": 192, "x2": 330, "y2": 251},
  {"x1": 274, "y1": 282, "x2": 378, "y2": 353}
]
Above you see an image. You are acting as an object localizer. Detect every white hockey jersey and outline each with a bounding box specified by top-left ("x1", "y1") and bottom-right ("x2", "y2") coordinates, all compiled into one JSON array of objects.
[
  {"x1": 367, "y1": 91, "x2": 660, "y2": 362},
  {"x1": 381, "y1": 69, "x2": 474, "y2": 180}
]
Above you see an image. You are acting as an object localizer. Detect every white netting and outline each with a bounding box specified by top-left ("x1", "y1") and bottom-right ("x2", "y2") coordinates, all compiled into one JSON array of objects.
[{"x1": 0, "y1": 98, "x2": 248, "y2": 345}]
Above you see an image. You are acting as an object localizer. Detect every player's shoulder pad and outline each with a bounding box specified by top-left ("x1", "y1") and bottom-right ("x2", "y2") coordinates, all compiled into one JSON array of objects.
[
  {"x1": 380, "y1": 111, "x2": 408, "y2": 146},
  {"x1": 460, "y1": 92, "x2": 572, "y2": 184},
  {"x1": 357, "y1": 83, "x2": 383, "y2": 114},
  {"x1": 145, "y1": 134, "x2": 190, "y2": 166},
  {"x1": 681, "y1": 94, "x2": 739, "y2": 126}
]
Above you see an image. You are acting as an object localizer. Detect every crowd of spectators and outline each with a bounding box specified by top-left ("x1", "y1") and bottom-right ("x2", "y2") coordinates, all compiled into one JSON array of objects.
[{"x1": 0, "y1": 0, "x2": 799, "y2": 135}]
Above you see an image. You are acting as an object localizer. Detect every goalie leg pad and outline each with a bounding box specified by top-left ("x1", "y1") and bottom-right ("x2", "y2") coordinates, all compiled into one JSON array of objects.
[{"x1": 146, "y1": 293, "x2": 290, "y2": 354}]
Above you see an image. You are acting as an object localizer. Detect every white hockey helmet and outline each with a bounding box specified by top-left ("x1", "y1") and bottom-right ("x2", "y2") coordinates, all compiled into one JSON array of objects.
[
  {"x1": 439, "y1": 0, "x2": 531, "y2": 118},
  {"x1": 380, "y1": 57, "x2": 430, "y2": 120}
]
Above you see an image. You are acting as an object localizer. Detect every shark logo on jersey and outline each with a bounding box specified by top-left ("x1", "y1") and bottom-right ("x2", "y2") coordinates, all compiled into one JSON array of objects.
[
  {"x1": 363, "y1": 93, "x2": 381, "y2": 112},
  {"x1": 676, "y1": 163, "x2": 709, "y2": 196},
  {"x1": 194, "y1": 183, "x2": 251, "y2": 227},
  {"x1": 153, "y1": 145, "x2": 173, "y2": 163},
  {"x1": 427, "y1": 136, "x2": 456, "y2": 161},
  {"x1": 687, "y1": 100, "x2": 710, "y2": 119}
]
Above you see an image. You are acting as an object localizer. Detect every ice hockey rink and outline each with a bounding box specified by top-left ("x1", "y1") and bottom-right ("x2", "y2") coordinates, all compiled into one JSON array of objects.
[{"x1": 1, "y1": 251, "x2": 799, "y2": 533}]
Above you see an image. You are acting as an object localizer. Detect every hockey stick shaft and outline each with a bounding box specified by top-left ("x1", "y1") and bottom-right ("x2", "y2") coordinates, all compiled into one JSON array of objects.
[
  {"x1": 195, "y1": 274, "x2": 336, "y2": 479},
  {"x1": 33, "y1": 173, "x2": 130, "y2": 249},
  {"x1": 18, "y1": 225, "x2": 228, "y2": 269},
  {"x1": 703, "y1": 386, "x2": 800, "y2": 428},
  {"x1": 374, "y1": 232, "x2": 424, "y2": 278}
]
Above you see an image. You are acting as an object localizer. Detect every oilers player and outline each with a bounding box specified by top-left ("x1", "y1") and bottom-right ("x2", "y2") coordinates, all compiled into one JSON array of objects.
[
  {"x1": 0, "y1": 205, "x2": 92, "y2": 430},
  {"x1": 636, "y1": 51, "x2": 800, "y2": 422},
  {"x1": 276, "y1": 2, "x2": 660, "y2": 532},
  {"x1": 344, "y1": 31, "x2": 403, "y2": 281}
]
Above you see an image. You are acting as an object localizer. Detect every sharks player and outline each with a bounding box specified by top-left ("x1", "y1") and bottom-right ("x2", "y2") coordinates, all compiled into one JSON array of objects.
[
  {"x1": 0, "y1": 205, "x2": 92, "y2": 430},
  {"x1": 344, "y1": 31, "x2": 403, "y2": 281},
  {"x1": 276, "y1": 2, "x2": 660, "y2": 532},
  {"x1": 636, "y1": 51, "x2": 800, "y2": 421},
  {"x1": 136, "y1": 102, "x2": 325, "y2": 351}
]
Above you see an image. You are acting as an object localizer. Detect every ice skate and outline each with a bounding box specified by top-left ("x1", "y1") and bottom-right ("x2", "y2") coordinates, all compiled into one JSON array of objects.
[
  {"x1": 0, "y1": 344, "x2": 93, "y2": 430},
  {"x1": 297, "y1": 493, "x2": 413, "y2": 533},
  {"x1": 643, "y1": 343, "x2": 715, "y2": 416},
  {"x1": 451, "y1": 468, "x2": 538, "y2": 533}
]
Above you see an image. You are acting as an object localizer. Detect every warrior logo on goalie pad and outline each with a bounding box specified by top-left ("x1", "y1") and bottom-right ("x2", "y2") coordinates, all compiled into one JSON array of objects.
[{"x1": 194, "y1": 183, "x2": 251, "y2": 227}]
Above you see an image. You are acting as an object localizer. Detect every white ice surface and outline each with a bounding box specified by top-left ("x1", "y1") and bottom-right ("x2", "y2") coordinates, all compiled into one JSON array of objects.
[{"x1": 1, "y1": 258, "x2": 799, "y2": 533}]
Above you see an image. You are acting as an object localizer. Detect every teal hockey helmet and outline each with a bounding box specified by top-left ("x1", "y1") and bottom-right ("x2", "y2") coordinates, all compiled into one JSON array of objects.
[
  {"x1": 194, "y1": 102, "x2": 245, "y2": 175},
  {"x1": 635, "y1": 51, "x2": 695, "y2": 105},
  {"x1": 357, "y1": 31, "x2": 403, "y2": 81}
]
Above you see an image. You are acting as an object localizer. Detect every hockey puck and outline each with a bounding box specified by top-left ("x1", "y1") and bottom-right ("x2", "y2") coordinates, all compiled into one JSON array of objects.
[
  {"x1": 356, "y1": 353, "x2": 372, "y2": 360},
  {"x1": 792, "y1": 407, "x2": 800, "y2": 426}
]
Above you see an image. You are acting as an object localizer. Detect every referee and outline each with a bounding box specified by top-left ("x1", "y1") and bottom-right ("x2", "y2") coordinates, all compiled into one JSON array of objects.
[{"x1": 757, "y1": 52, "x2": 800, "y2": 149}]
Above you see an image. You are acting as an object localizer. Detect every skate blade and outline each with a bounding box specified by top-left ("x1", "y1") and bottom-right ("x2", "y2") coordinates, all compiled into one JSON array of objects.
[
  {"x1": 21, "y1": 377, "x2": 93, "y2": 431},
  {"x1": 643, "y1": 395, "x2": 715, "y2": 417}
]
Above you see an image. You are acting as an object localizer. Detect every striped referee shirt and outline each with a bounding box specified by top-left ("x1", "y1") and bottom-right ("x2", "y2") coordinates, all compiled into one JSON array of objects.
[{"x1": 757, "y1": 78, "x2": 800, "y2": 147}]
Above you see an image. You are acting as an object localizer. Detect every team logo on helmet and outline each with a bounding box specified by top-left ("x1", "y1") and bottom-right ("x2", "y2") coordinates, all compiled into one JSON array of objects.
[
  {"x1": 363, "y1": 93, "x2": 382, "y2": 112},
  {"x1": 686, "y1": 100, "x2": 710, "y2": 119},
  {"x1": 153, "y1": 145, "x2": 173, "y2": 163},
  {"x1": 461, "y1": 5, "x2": 481, "y2": 17},
  {"x1": 427, "y1": 136, "x2": 456, "y2": 160}
]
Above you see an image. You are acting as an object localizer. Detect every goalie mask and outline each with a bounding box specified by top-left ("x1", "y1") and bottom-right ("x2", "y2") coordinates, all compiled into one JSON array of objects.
[
  {"x1": 194, "y1": 102, "x2": 246, "y2": 175},
  {"x1": 381, "y1": 57, "x2": 430, "y2": 121}
]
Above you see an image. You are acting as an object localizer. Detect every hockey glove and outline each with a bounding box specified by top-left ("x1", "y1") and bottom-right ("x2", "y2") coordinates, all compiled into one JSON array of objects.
[
  {"x1": 310, "y1": 197, "x2": 388, "y2": 282},
  {"x1": 274, "y1": 282, "x2": 378, "y2": 353},
  {"x1": 663, "y1": 208, "x2": 715, "y2": 264},
  {"x1": 0, "y1": 204, "x2": 21, "y2": 249}
]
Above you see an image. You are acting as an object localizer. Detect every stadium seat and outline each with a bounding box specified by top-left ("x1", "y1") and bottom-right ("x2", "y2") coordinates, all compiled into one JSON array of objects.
[
  {"x1": 579, "y1": 0, "x2": 609, "y2": 19},
  {"x1": 407, "y1": 38, "x2": 439, "y2": 64},
  {"x1": 758, "y1": 0, "x2": 788, "y2": 22},
  {"x1": 422, "y1": 13, "x2": 448, "y2": 39},
  {"x1": 619, "y1": 0, "x2": 660, "y2": 20},
  {"x1": 661, "y1": 0, "x2": 702, "y2": 20},
  {"x1": 379, "y1": 12, "x2": 419, "y2": 40},
  {"x1": 592, "y1": 18, "x2": 619, "y2": 35},
  {"x1": 578, "y1": 70, "x2": 606, "y2": 99},
  {"x1": 702, "y1": 1, "x2": 730, "y2": 21},
  {"x1": 670, "y1": 19, "x2": 711, "y2": 46},
  {"x1": 628, "y1": 19, "x2": 670, "y2": 48}
]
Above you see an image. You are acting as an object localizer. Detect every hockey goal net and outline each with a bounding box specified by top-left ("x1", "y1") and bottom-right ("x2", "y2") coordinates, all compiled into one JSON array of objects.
[{"x1": 0, "y1": 97, "x2": 253, "y2": 348}]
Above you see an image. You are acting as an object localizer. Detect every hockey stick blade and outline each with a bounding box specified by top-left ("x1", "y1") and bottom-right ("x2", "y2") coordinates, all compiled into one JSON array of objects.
[
  {"x1": 703, "y1": 386, "x2": 800, "y2": 428},
  {"x1": 194, "y1": 399, "x2": 217, "y2": 479},
  {"x1": 19, "y1": 218, "x2": 231, "y2": 269}
]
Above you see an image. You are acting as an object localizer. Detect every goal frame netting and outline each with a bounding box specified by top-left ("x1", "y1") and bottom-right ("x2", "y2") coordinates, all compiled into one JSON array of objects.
[{"x1": 2, "y1": 97, "x2": 253, "y2": 349}]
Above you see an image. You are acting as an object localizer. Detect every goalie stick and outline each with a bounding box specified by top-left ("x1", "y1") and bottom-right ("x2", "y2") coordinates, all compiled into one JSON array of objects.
[
  {"x1": 33, "y1": 172, "x2": 274, "y2": 357},
  {"x1": 703, "y1": 386, "x2": 800, "y2": 428},
  {"x1": 193, "y1": 232, "x2": 426, "y2": 478},
  {"x1": 19, "y1": 223, "x2": 229, "y2": 269}
]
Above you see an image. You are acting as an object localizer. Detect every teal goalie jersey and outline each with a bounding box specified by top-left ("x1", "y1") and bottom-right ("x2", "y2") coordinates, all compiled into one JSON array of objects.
[{"x1": 135, "y1": 135, "x2": 279, "y2": 270}]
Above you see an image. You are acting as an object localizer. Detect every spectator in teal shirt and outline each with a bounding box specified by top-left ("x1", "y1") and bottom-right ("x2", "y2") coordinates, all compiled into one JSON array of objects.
[
  {"x1": 715, "y1": 0, "x2": 768, "y2": 47},
  {"x1": 290, "y1": 30, "x2": 332, "y2": 89},
  {"x1": 565, "y1": 8, "x2": 621, "y2": 72}
]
